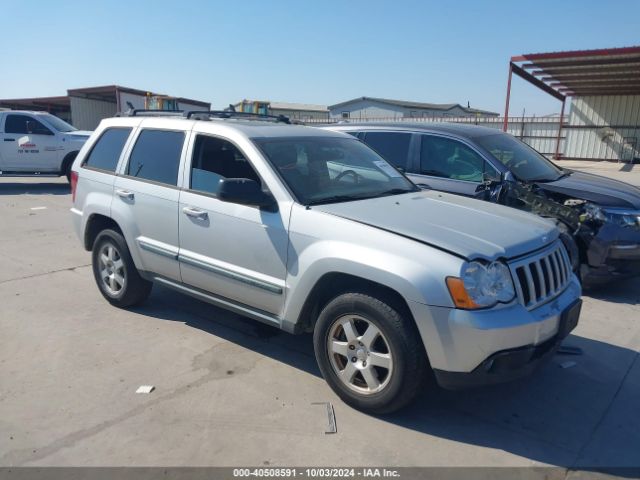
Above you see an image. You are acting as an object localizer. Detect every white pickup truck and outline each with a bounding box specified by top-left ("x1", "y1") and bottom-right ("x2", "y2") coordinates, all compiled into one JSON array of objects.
[{"x1": 0, "y1": 110, "x2": 91, "y2": 181}]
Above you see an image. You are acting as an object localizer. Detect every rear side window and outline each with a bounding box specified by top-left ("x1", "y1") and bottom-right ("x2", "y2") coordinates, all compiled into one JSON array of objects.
[
  {"x1": 83, "y1": 128, "x2": 132, "y2": 172},
  {"x1": 126, "y1": 129, "x2": 185, "y2": 186},
  {"x1": 362, "y1": 132, "x2": 411, "y2": 170}
]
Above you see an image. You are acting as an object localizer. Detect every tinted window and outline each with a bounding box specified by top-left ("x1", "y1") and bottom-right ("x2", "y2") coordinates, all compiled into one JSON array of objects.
[
  {"x1": 83, "y1": 128, "x2": 132, "y2": 172},
  {"x1": 5, "y1": 115, "x2": 52, "y2": 135},
  {"x1": 362, "y1": 132, "x2": 411, "y2": 170},
  {"x1": 475, "y1": 133, "x2": 563, "y2": 182},
  {"x1": 190, "y1": 135, "x2": 260, "y2": 195},
  {"x1": 420, "y1": 135, "x2": 495, "y2": 183},
  {"x1": 254, "y1": 136, "x2": 417, "y2": 205},
  {"x1": 126, "y1": 130, "x2": 185, "y2": 186}
]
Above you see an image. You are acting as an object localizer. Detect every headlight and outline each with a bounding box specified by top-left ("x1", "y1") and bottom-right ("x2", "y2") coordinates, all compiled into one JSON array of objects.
[
  {"x1": 446, "y1": 261, "x2": 515, "y2": 309},
  {"x1": 585, "y1": 204, "x2": 640, "y2": 229}
]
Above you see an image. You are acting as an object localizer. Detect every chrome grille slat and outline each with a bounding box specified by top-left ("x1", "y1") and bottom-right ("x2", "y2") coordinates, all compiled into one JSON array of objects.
[
  {"x1": 534, "y1": 261, "x2": 546, "y2": 299},
  {"x1": 509, "y1": 241, "x2": 573, "y2": 310},
  {"x1": 544, "y1": 256, "x2": 555, "y2": 292}
]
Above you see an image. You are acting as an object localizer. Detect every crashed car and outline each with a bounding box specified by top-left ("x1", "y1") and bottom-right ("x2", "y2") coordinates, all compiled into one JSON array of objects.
[{"x1": 323, "y1": 123, "x2": 640, "y2": 286}]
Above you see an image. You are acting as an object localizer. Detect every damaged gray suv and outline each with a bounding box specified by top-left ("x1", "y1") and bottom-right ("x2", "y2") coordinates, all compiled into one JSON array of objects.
[{"x1": 71, "y1": 111, "x2": 582, "y2": 413}]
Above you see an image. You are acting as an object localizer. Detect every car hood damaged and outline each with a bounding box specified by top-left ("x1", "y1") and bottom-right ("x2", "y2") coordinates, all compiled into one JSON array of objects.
[
  {"x1": 540, "y1": 170, "x2": 640, "y2": 209},
  {"x1": 313, "y1": 190, "x2": 557, "y2": 261}
]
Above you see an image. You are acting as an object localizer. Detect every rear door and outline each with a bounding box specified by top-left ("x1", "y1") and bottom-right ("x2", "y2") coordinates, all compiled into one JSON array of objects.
[
  {"x1": 177, "y1": 132, "x2": 289, "y2": 316},
  {"x1": 112, "y1": 121, "x2": 188, "y2": 281},
  {"x1": 407, "y1": 134, "x2": 500, "y2": 196},
  {"x1": 0, "y1": 114, "x2": 61, "y2": 172}
]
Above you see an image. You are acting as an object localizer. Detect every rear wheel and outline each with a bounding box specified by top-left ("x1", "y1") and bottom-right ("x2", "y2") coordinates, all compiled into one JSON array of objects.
[
  {"x1": 313, "y1": 292, "x2": 428, "y2": 414},
  {"x1": 92, "y1": 229, "x2": 152, "y2": 307}
]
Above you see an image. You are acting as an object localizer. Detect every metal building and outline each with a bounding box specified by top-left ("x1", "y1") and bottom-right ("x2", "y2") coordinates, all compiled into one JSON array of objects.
[
  {"x1": 504, "y1": 46, "x2": 640, "y2": 162},
  {"x1": 328, "y1": 97, "x2": 498, "y2": 120},
  {"x1": 0, "y1": 85, "x2": 210, "y2": 131},
  {"x1": 234, "y1": 99, "x2": 328, "y2": 121}
]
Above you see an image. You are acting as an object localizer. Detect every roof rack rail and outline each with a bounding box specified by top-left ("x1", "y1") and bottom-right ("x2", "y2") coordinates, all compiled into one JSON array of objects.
[
  {"x1": 116, "y1": 109, "x2": 184, "y2": 117},
  {"x1": 183, "y1": 110, "x2": 291, "y2": 124}
]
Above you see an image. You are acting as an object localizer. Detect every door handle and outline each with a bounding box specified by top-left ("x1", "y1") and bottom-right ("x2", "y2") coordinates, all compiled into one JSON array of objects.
[
  {"x1": 115, "y1": 189, "x2": 134, "y2": 200},
  {"x1": 182, "y1": 206, "x2": 208, "y2": 220},
  {"x1": 3, "y1": 138, "x2": 15, "y2": 142}
]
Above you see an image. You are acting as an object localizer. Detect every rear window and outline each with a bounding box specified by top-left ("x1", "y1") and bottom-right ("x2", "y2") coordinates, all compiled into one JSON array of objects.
[
  {"x1": 83, "y1": 128, "x2": 132, "y2": 172},
  {"x1": 362, "y1": 132, "x2": 412, "y2": 170},
  {"x1": 126, "y1": 129, "x2": 185, "y2": 186}
]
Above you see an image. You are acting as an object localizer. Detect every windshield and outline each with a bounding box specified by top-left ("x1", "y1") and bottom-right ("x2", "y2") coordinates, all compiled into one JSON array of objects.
[
  {"x1": 253, "y1": 136, "x2": 418, "y2": 205},
  {"x1": 476, "y1": 133, "x2": 563, "y2": 182},
  {"x1": 40, "y1": 113, "x2": 77, "y2": 133}
]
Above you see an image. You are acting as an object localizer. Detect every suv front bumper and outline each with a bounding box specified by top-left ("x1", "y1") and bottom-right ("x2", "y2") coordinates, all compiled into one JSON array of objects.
[{"x1": 408, "y1": 275, "x2": 582, "y2": 389}]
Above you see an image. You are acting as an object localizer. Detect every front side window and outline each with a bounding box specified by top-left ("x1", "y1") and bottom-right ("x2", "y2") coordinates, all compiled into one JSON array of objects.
[
  {"x1": 362, "y1": 131, "x2": 412, "y2": 170},
  {"x1": 254, "y1": 136, "x2": 417, "y2": 205},
  {"x1": 475, "y1": 133, "x2": 563, "y2": 182},
  {"x1": 5, "y1": 114, "x2": 52, "y2": 135},
  {"x1": 420, "y1": 135, "x2": 495, "y2": 183},
  {"x1": 126, "y1": 129, "x2": 185, "y2": 186},
  {"x1": 190, "y1": 135, "x2": 260, "y2": 195},
  {"x1": 83, "y1": 128, "x2": 132, "y2": 172}
]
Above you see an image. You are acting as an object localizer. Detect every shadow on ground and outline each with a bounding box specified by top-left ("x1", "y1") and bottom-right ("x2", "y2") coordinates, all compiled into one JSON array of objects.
[
  {"x1": 131, "y1": 284, "x2": 638, "y2": 473},
  {"x1": 584, "y1": 276, "x2": 640, "y2": 305},
  {"x1": 0, "y1": 182, "x2": 69, "y2": 196}
]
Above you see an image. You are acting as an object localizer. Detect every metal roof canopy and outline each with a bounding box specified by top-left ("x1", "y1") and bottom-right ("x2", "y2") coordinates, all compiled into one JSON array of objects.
[
  {"x1": 503, "y1": 46, "x2": 640, "y2": 158},
  {"x1": 0, "y1": 95, "x2": 70, "y2": 113}
]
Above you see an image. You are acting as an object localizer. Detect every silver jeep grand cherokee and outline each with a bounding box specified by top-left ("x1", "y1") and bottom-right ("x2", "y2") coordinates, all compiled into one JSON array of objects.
[{"x1": 70, "y1": 110, "x2": 582, "y2": 413}]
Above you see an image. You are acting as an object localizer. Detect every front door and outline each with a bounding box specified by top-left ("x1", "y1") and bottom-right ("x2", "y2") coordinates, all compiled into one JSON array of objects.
[
  {"x1": 0, "y1": 114, "x2": 61, "y2": 172},
  {"x1": 178, "y1": 134, "x2": 289, "y2": 316}
]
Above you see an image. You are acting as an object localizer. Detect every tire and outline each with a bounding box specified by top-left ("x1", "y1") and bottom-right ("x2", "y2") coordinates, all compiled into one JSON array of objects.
[
  {"x1": 313, "y1": 292, "x2": 428, "y2": 414},
  {"x1": 62, "y1": 153, "x2": 77, "y2": 182},
  {"x1": 91, "y1": 229, "x2": 152, "y2": 307}
]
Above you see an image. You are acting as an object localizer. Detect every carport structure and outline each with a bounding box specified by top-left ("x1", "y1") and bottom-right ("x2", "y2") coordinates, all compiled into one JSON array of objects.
[{"x1": 504, "y1": 46, "x2": 640, "y2": 161}]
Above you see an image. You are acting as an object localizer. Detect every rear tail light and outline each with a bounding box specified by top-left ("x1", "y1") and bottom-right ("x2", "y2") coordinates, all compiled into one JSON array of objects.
[{"x1": 70, "y1": 170, "x2": 78, "y2": 202}]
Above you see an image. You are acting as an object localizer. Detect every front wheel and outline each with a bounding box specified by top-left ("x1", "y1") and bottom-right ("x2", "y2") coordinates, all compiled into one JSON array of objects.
[
  {"x1": 313, "y1": 293, "x2": 428, "y2": 414},
  {"x1": 92, "y1": 229, "x2": 152, "y2": 307}
]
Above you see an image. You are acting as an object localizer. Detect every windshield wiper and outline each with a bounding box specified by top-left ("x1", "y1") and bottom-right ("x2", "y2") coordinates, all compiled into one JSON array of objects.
[
  {"x1": 376, "y1": 188, "x2": 416, "y2": 197},
  {"x1": 306, "y1": 195, "x2": 368, "y2": 206}
]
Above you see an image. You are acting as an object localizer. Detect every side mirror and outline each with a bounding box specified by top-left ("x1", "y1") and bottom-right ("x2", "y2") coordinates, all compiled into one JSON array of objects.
[
  {"x1": 25, "y1": 121, "x2": 35, "y2": 134},
  {"x1": 503, "y1": 171, "x2": 517, "y2": 183},
  {"x1": 218, "y1": 178, "x2": 276, "y2": 209}
]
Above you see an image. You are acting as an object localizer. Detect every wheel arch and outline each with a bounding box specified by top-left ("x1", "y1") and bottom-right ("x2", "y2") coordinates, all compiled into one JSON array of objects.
[
  {"x1": 84, "y1": 213, "x2": 123, "y2": 251},
  {"x1": 293, "y1": 272, "x2": 416, "y2": 334}
]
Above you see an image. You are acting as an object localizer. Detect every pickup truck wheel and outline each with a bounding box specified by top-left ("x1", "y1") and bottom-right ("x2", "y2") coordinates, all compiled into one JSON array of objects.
[
  {"x1": 92, "y1": 229, "x2": 152, "y2": 307},
  {"x1": 313, "y1": 293, "x2": 427, "y2": 414}
]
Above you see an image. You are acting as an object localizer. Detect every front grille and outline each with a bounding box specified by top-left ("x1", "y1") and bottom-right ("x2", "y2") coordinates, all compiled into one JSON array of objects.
[{"x1": 509, "y1": 241, "x2": 572, "y2": 310}]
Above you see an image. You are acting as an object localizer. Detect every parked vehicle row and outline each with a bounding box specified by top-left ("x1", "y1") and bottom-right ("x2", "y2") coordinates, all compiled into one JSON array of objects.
[
  {"x1": 324, "y1": 123, "x2": 640, "y2": 286},
  {"x1": 0, "y1": 110, "x2": 91, "y2": 181},
  {"x1": 70, "y1": 111, "x2": 582, "y2": 413}
]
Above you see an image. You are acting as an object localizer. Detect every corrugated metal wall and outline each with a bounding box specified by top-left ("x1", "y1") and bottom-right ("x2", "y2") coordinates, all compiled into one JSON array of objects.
[
  {"x1": 69, "y1": 97, "x2": 117, "y2": 130},
  {"x1": 565, "y1": 95, "x2": 640, "y2": 161}
]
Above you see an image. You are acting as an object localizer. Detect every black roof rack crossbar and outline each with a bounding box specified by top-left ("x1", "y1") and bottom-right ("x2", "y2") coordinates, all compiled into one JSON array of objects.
[
  {"x1": 183, "y1": 110, "x2": 290, "y2": 124},
  {"x1": 116, "y1": 109, "x2": 184, "y2": 117}
]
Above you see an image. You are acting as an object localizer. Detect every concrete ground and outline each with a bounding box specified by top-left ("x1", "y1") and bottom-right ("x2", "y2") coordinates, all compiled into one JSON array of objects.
[{"x1": 0, "y1": 171, "x2": 638, "y2": 469}]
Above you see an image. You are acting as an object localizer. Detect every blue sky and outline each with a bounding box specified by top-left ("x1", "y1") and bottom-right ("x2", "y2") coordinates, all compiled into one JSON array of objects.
[{"x1": 2, "y1": 0, "x2": 639, "y2": 115}]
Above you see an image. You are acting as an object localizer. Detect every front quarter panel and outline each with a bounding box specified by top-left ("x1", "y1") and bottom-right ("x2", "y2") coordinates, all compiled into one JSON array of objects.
[{"x1": 282, "y1": 204, "x2": 462, "y2": 325}]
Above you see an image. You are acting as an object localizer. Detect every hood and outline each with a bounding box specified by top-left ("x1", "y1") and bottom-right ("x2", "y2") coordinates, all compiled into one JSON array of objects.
[
  {"x1": 65, "y1": 130, "x2": 92, "y2": 139},
  {"x1": 313, "y1": 190, "x2": 557, "y2": 261},
  {"x1": 539, "y1": 170, "x2": 640, "y2": 209}
]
